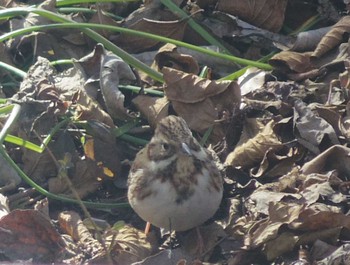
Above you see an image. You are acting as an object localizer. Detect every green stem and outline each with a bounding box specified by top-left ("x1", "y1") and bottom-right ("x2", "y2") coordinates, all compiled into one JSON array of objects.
[
  {"x1": 160, "y1": 0, "x2": 231, "y2": 54},
  {"x1": 57, "y1": 7, "x2": 123, "y2": 20},
  {"x1": 0, "y1": 104, "x2": 20, "y2": 144},
  {"x1": 56, "y1": 0, "x2": 138, "y2": 7},
  {"x1": 0, "y1": 20, "x2": 273, "y2": 70},
  {"x1": 0, "y1": 61, "x2": 26, "y2": 78},
  {"x1": 0, "y1": 7, "x2": 164, "y2": 82},
  {"x1": 0, "y1": 146, "x2": 129, "y2": 208},
  {"x1": 0, "y1": 104, "x2": 128, "y2": 209}
]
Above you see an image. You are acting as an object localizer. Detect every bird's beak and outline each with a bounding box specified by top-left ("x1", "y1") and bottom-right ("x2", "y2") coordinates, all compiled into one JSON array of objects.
[{"x1": 181, "y1": 142, "x2": 192, "y2": 156}]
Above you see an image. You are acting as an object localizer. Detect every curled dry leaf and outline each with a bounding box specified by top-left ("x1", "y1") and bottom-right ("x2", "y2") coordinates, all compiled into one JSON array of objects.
[
  {"x1": 312, "y1": 16, "x2": 350, "y2": 58},
  {"x1": 301, "y1": 145, "x2": 350, "y2": 175},
  {"x1": 245, "y1": 189, "x2": 302, "y2": 217},
  {"x1": 58, "y1": 211, "x2": 104, "y2": 259},
  {"x1": 290, "y1": 27, "x2": 331, "y2": 52},
  {"x1": 163, "y1": 67, "x2": 241, "y2": 141},
  {"x1": 300, "y1": 181, "x2": 346, "y2": 205},
  {"x1": 238, "y1": 67, "x2": 267, "y2": 96},
  {"x1": 289, "y1": 208, "x2": 350, "y2": 231},
  {"x1": 293, "y1": 99, "x2": 339, "y2": 154},
  {"x1": 139, "y1": 43, "x2": 200, "y2": 85},
  {"x1": 74, "y1": 90, "x2": 114, "y2": 127},
  {"x1": 132, "y1": 95, "x2": 169, "y2": 128},
  {"x1": 100, "y1": 50, "x2": 136, "y2": 121},
  {"x1": 251, "y1": 146, "x2": 302, "y2": 179},
  {"x1": 246, "y1": 202, "x2": 305, "y2": 249},
  {"x1": 225, "y1": 120, "x2": 282, "y2": 168},
  {"x1": 269, "y1": 51, "x2": 313, "y2": 73},
  {"x1": 216, "y1": 0, "x2": 288, "y2": 32},
  {"x1": 245, "y1": 201, "x2": 350, "y2": 261},
  {"x1": 152, "y1": 43, "x2": 199, "y2": 74},
  {"x1": 291, "y1": 170, "x2": 347, "y2": 207}
]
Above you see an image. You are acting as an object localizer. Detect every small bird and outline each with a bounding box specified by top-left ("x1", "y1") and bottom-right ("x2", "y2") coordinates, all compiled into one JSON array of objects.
[{"x1": 127, "y1": 115, "x2": 223, "y2": 233}]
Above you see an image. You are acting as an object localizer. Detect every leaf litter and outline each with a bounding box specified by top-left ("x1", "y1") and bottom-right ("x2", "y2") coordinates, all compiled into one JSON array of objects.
[{"x1": 1, "y1": 0, "x2": 350, "y2": 264}]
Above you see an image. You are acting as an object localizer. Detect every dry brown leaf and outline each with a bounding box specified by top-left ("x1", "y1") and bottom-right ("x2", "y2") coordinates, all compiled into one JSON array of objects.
[
  {"x1": 105, "y1": 224, "x2": 156, "y2": 264},
  {"x1": 317, "y1": 243, "x2": 350, "y2": 264},
  {"x1": 163, "y1": 67, "x2": 240, "y2": 141},
  {"x1": 48, "y1": 159, "x2": 102, "y2": 198},
  {"x1": 246, "y1": 202, "x2": 305, "y2": 248},
  {"x1": 59, "y1": 211, "x2": 105, "y2": 261},
  {"x1": 75, "y1": 89, "x2": 114, "y2": 127},
  {"x1": 289, "y1": 27, "x2": 332, "y2": 52},
  {"x1": 100, "y1": 50, "x2": 136, "y2": 120},
  {"x1": 290, "y1": 209, "x2": 350, "y2": 231},
  {"x1": 59, "y1": 211, "x2": 99, "y2": 244},
  {"x1": 293, "y1": 99, "x2": 340, "y2": 154},
  {"x1": 251, "y1": 147, "x2": 302, "y2": 179},
  {"x1": 315, "y1": 105, "x2": 342, "y2": 135},
  {"x1": 164, "y1": 67, "x2": 237, "y2": 103},
  {"x1": 180, "y1": 223, "x2": 226, "y2": 257},
  {"x1": 225, "y1": 120, "x2": 282, "y2": 168},
  {"x1": 132, "y1": 95, "x2": 169, "y2": 128},
  {"x1": 83, "y1": 134, "x2": 121, "y2": 179},
  {"x1": 0, "y1": 209, "x2": 65, "y2": 263},
  {"x1": 262, "y1": 232, "x2": 298, "y2": 261},
  {"x1": 269, "y1": 51, "x2": 313, "y2": 73},
  {"x1": 152, "y1": 43, "x2": 199, "y2": 74},
  {"x1": 312, "y1": 16, "x2": 350, "y2": 58},
  {"x1": 301, "y1": 145, "x2": 350, "y2": 175},
  {"x1": 216, "y1": 0, "x2": 288, "y2": 32},
  {"x1": 246, "y1": 190, "x2": 302, "y2": 216},
  {"x1": 264, "y1": 227, "x2": 342, "y2": 261},
  {"x1": 134, "y1": 248, "x2": 195, "y2": 265},
  {"x1": 299, "y1": 172, "x2": 346, "y2": 205}
]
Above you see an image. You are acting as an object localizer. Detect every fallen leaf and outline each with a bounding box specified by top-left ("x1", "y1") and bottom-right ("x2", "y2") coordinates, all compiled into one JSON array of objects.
[
  {"x1": 293, "y1": 99, "x2": 340, "y2": 154},
  {"x1": 312, "y1": 16, "x2": 350, "y2": 58},
  {"x1": 0, "y1": 209, "x2": 65, "y2": 262},
  {"x1": 132, "y1": 95, "x2": 169, "y2": 128},
  {"x1": 225, "y1": 120, "x2": 282, "y2": 168},
  {"x1": 216, "y1": 0, "x2": 288, "y2": 32},
  {"x1": 163, "y1": 67, "x2": 240, "y2": 142}
]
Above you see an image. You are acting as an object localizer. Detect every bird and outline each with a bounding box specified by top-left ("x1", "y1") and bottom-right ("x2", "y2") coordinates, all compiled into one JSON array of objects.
[{"x1": 127, "y1": 115, "x2": 223, "y2": 235}]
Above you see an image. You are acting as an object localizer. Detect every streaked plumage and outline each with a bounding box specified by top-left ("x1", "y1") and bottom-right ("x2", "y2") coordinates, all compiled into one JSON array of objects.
[{"x1": 127, "y1": 115, "x2": 223, "y2": 231}]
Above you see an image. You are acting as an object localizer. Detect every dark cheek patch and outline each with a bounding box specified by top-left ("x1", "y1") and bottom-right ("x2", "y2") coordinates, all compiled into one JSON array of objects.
[{"x1": 148, "y1": 143, "x2": 175, "y2": 161}]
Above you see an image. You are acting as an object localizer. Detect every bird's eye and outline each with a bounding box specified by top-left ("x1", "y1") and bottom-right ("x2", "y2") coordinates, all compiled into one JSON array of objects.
[{"x1": 162, "y1": 143, "x2": 170, "y2": 151}]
